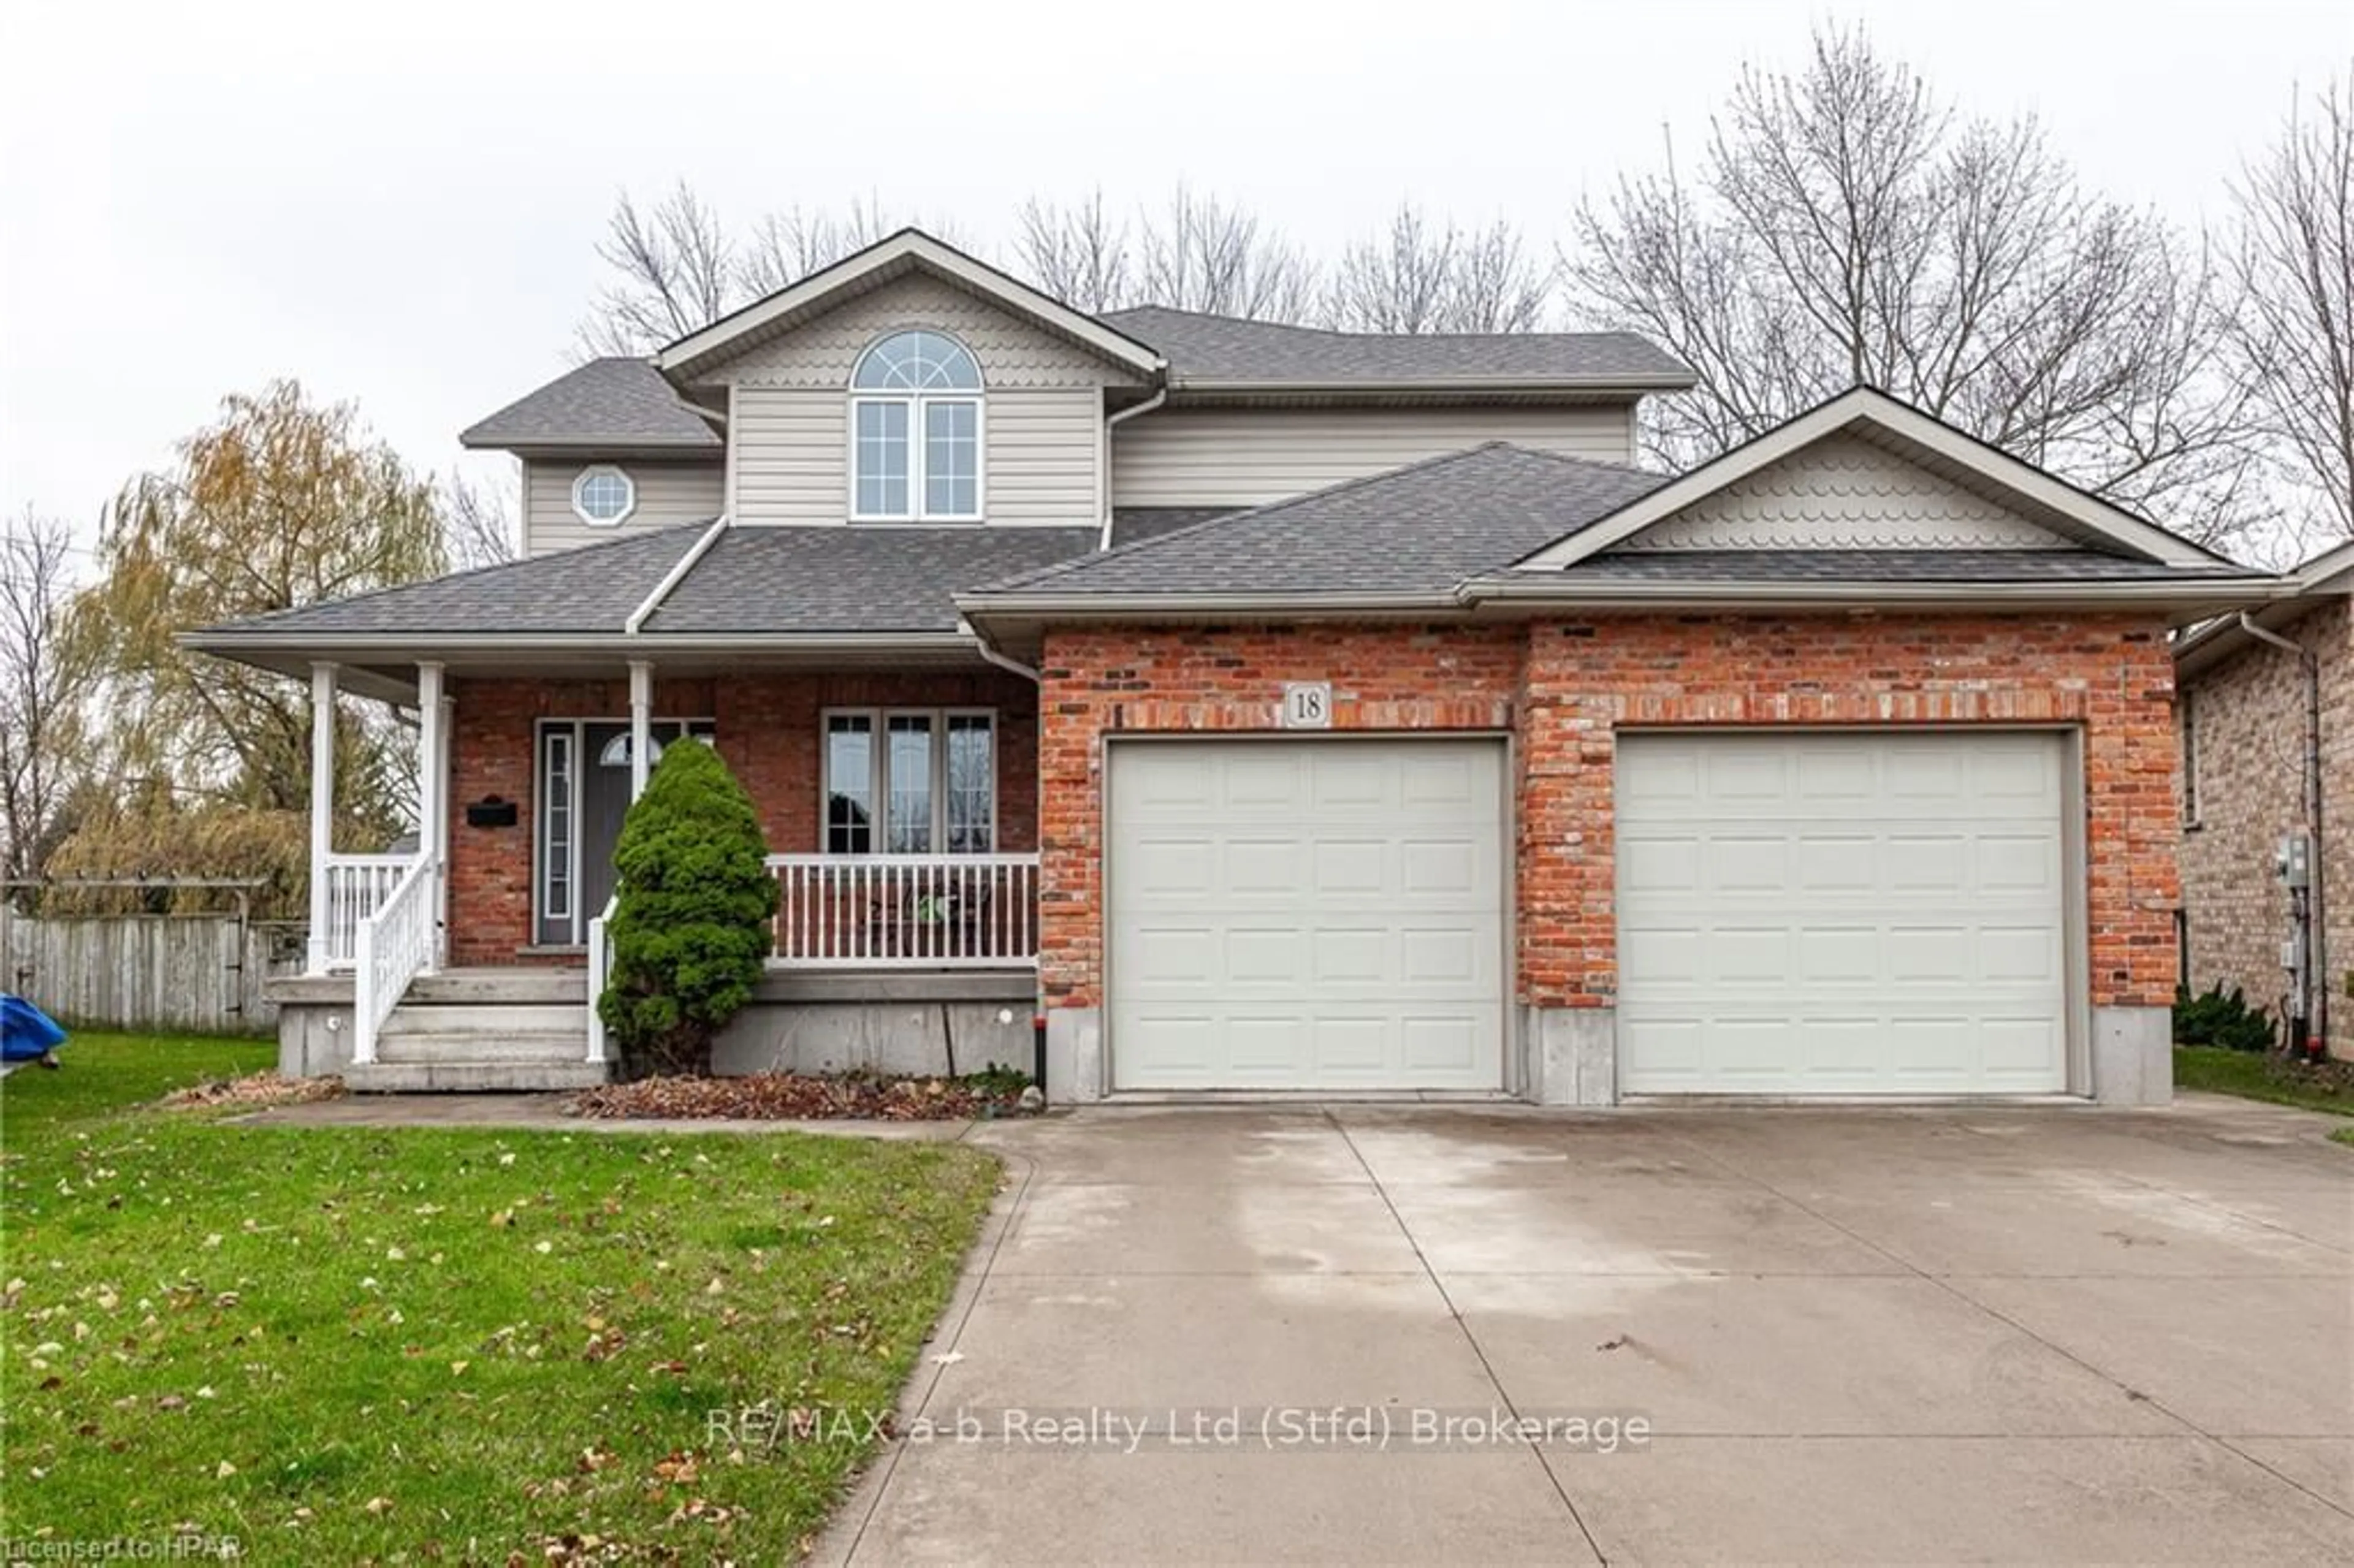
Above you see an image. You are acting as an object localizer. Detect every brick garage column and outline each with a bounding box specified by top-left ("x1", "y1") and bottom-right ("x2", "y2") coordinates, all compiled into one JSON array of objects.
[{"x1": 1517, "y1": 625, "x2": 1624, "y2": 1105}]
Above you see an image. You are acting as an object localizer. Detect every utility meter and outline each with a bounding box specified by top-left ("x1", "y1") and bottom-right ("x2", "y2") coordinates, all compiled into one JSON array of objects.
[{"x1": 2278, "y1": 832, "x2": 2314, "y2": 889}]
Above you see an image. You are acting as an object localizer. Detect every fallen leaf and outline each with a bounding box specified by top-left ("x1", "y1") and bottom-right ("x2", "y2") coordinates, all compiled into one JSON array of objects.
[
  {"x1": 364, "y1": 1495, "x2": 394, "y2": 1515},
  {"x1": 216, "y1": 1460, "x2": 237, "y2": 1479}
]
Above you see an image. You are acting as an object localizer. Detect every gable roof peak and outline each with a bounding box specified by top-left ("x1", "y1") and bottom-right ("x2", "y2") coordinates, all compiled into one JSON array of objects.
[
  {"x1": 1514, "y1": 383, "x2": 2231, "y2": 573},
  {"x1": 654, "y1": 226, "x2": 1164, "y2": 384}
]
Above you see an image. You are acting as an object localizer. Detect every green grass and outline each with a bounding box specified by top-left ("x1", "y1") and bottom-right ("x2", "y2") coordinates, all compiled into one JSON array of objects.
[
  {"x1": 1, "y1": 1032, "x2": 1000, "y2": 1560},
  {"x1": 2173, "y1": 1046, "x2": 2354, "y2": 1117},
  {"x1": 2332, "y1": 1127, "x2": 2354, "y2": 1149}
]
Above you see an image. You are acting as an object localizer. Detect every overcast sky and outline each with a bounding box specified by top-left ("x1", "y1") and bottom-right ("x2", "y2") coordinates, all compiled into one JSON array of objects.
[{"x1": 2, "y1": 0, "x2": 2348, "y2": 570}]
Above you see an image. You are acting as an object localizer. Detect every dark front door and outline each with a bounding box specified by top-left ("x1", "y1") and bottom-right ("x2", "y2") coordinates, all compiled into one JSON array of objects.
[
  {"x1": 536, "y1": 720, "x2": 703, "y2": 946},
  {"x1": 579, "y1": 723, "x2": 636, "y2": 928}
]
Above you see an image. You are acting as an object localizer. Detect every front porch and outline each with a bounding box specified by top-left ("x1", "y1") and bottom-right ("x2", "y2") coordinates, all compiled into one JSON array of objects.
[{"x1": 280, "y1": 654, "x2": 1043, "y2": 1089}]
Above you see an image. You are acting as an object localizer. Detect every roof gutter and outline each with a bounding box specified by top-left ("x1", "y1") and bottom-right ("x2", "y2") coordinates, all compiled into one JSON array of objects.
[
  {"x1": 1169, "y1": 373, "x2": 1697, "y2": 396},
  {"x1": 1460, "y1": 575, "x2": 2277, "y2": 610},
  {"x1": 958, "y1": 617, "x2": 1040, "y2": 682},
  {"x1": 1098, "y1": 389, "x2": 1168, "y2": 550},
  {"x1": 624, "y1": 514, "x2": 731, "y2": 635}
]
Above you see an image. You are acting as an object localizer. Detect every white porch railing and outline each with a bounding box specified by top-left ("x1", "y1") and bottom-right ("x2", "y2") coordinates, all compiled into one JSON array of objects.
[
  {"x1": 321, "y1": 853, "x2": 414, "y2": 969},
  {"x1": 768, "y1": 853, "x2": 1040, "y2": 969},
  {"x1": 585, "y1": 892, "x2": 618, "y2": 1064},
  {"x1": 352, "y1": 858, "x2": 438, "y2": 1065}
]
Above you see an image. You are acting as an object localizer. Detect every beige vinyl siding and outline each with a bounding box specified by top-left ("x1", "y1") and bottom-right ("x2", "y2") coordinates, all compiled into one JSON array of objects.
[
  {"x1": 731, "y1": 389, "x2": 842, "y2": 528},
  {"x1": 717, "y1": 273, "x2": 1129, "y2": 527},
  {"x1": 1618, "y1": 433, "x2": 2073, "y2": 552},
  {"x1": 1111, "y1": 405, "x2": 1639, "y2": 509},
  {"x1": 523, "y1": 460, "x2": 725, "y2": 557},
  {"x1": 710, "y1": 273, "x2": 1132, "y2": 389},
  {"x1": 731, "y1": 385, "x2": 1099, "y2": 526}
]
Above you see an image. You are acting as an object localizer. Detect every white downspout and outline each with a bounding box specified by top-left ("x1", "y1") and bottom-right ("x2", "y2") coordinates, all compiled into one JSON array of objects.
[
  {"x1": 1097, "y1": 389, "x2": 1167, "y2": 550},
  {"x1": 627, "y1": 514, "x2": 731, "y2": 636}
]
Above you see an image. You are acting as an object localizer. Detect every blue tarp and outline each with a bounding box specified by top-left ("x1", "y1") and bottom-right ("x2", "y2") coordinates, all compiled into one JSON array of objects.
[{"x1": 1, "y1": 994, "x2": 68, "y2": 1060}]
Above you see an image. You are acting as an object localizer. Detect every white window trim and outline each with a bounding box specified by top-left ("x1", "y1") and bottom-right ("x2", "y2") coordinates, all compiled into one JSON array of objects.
[
  {"x1": 821, "y1": 707, "x2": 997, "y2": 854},
  {"x1": 846, "y1": 330, "x2": 986, "y2": 523},
  {"x1": 571, "y1": 464, "x2": 637, "y2": 528}
]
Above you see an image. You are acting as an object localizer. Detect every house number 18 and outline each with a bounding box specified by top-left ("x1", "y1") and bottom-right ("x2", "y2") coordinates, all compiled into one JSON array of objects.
[{"x1": 1281, "y1": 682, "x2": 1333, "y2": 729}]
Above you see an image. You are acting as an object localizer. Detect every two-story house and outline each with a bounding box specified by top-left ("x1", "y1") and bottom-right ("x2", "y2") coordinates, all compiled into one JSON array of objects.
[{"x1": 192, "y1": 229, "x2": 2275, "y2": 1103}]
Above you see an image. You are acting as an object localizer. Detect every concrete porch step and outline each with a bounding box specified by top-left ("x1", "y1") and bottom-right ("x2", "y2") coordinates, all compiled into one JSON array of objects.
[
  {"x1": 380, "y1": 1002, "x2": 588, "y2": 1039},
  {"x1": 405, "y1": 968, "x2": 587, "y2": 1006},
  {"x1": 374, "y1": 1030, "x2": 591, "y2": 1065},
  {"x1": 344, "y1": 1059, "x2": 613, "y2": 1093}
]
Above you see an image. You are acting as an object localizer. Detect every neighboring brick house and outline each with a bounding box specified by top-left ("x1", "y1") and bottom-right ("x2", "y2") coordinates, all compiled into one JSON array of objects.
[
  {"x1": 2175, "y1": 540, "x2": 2354, "y2": 1049},
  {"x1": 188, "y1": 228, "x2": 2277, "y2": 1101}
]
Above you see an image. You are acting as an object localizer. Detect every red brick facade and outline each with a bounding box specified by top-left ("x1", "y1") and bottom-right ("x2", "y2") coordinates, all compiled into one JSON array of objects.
[
  {"x1": 1035, "y1": 615, "x2": 2181, "y2": 1013},
  {"x1": 444, "y1": 669, "x2": 1038, "y2": 966}
]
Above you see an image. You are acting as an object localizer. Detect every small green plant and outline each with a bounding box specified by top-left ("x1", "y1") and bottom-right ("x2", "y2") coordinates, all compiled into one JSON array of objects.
[
  {"x1": 2173, "y1": 982, "x2": 2277, "y2": 1054},
  {"x1": 598, "y1": 740, "x2": 778, "y2": 1078},
  {"x1": 965, "y1": 1060, "x2": 1034, "y2": 1097}
]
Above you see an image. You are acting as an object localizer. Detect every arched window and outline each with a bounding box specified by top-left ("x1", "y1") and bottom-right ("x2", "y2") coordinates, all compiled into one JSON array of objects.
[{"x1": 849, "y1": 329, "x2": 982, "y2": 520}]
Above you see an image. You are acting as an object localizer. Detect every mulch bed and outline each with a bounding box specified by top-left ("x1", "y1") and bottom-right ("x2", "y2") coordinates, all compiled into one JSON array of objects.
[
  {"x1": 564, "y1": 1071, "x2": 1033, "y2": 1122},
  {"x1": 2271, "y1": 1052, "x2": 2354, "y2": 1097},
  {"x1": 159, "y1": 1073, "x2": 348, "y2": 1111}
]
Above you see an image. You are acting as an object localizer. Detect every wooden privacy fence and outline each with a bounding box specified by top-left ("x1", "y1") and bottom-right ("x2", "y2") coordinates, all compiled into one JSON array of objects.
[{"x1": 0, "y1": 914, "x2": 302, "y2": 1036}]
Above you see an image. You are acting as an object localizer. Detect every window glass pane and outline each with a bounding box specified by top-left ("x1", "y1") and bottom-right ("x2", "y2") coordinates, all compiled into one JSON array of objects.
[
  {"x1": 946, "y1": 715, "x2": 993, "y2": 854},
  {"x1": 854, "y1": 401, "x2": 909, "y2": 515},
  {"x1": 576, "y1": 468, "x2": 631, "y2": 522},
  {"x1": 853, "y1": 330, "x2": 980, "y2": 390},
  {"x1": 543, "y1": 731, "x2": 572, "y2": 918},
  {"x1": 825, "y1": 715, "x2": 872, "y2": 854},
  {"x1": 924, "y1": 400, "x2": 978, "y2": 517},
  {"x1": 886, "y1": 714, "x2": 934, "y2": 854}
]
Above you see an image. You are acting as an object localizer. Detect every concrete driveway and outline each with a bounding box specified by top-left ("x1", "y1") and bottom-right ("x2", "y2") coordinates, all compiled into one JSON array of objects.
[{"x1": 818, "y1": 1096, "x2": 2354, "y2": 1565}]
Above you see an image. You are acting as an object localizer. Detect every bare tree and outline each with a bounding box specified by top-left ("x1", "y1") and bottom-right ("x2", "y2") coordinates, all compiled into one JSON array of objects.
[
  {"x1": 441, "y1": 471, "x2": 517, "y2": 569},
  {"x1": 1015, "y1": 189, "x2": 1133, "y2": 313},
  {"x1": 0, "y1": 511, "x2": 92, "y2": 886},
  {"x1": 1325, "y1": 203, "x2": 1554, "y2": 332},
  {"x1": 579, "y1": 186, "x2": 971, "y2": 354},
  {"x1": 739, "y1": 196, "x2": 967, "y2": 299},
  {"x1": 1567, "y1": 25, "x2": 2255, "y2": 543},
  {"x1": 1135, "y1": 185, "x2": 1318, "y2": 321},
  {"x1": 576, "y1": 183, "x2": 737, "y2": 357},
  {"x1": 2230, "y1": 68, "x2": 2354, "y2": 546}
]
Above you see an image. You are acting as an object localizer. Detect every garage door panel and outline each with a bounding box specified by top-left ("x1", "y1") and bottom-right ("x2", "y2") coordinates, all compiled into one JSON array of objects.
[
  {"x1": 1617, "y1": 733, "x2": 2069, "y2": 1097},
  {"x1": 1111, "y1": 739, "x2": 1506, "y2": 1092}
]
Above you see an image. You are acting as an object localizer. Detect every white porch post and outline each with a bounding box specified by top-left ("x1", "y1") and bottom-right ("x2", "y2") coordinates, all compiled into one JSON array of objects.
[
  {"x1": 305, "y1": 661, "x2": 337, "y2": 973},
  {"x1": 416, "y1": 661, "x2": 446, "y2": 969},
  {"x1": 628, "y1": 660, "x2": 653, "y2": 801}
]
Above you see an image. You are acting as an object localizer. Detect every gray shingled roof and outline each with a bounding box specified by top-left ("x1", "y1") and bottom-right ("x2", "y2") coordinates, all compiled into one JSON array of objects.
[
  {"x1": 641, "y1": 527, "x2": 1101, "y2": 634},
  {"x1": 974, "y1": 445, "x2": 1670, "y2": 599},
  {"x1": 1100, "y1": 306, "x2": 1694, "y2": 388},
  {"x1": 205, "y1": 525, "x2": 710, "y2": 636},
  {"x1": 194, "y1": 519, "x2": 1230, "y2": 641},
  {"x1": 1565, "y1": 550, "x2": 2263, "y2": 583},
  {"x1": 460, "y1": 359, "x2": 722, "y2": 451}
]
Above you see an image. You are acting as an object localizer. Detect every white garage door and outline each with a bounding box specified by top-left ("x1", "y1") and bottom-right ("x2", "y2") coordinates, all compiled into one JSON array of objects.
[
  {"x1": 1108, "y1": 739, "x2": 1507, "y2": 1091},
  {"x1": 1616, "y1": 732, "x2": 2070, "y2": 1095}
]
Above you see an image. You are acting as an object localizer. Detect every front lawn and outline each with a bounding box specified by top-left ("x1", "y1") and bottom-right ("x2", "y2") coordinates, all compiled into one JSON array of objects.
[
  {"x1": 2174, "y1": 1045, "x2": 2354, "y2": 1121},
  {"x1": 1, "y1": 1032, "x2": 999, "y2": 1559}
]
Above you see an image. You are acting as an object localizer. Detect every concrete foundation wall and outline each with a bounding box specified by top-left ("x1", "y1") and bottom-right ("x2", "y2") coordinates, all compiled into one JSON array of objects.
[
  {"x1": 2091, "y1": 1005, "x2": 2174, "y2": 1106},
  {"x1": 1524, "y1": 1007, "x2": 1617, "y2": 1106},
  {"x1": 714, "y1": 975, "x2": 1034, "y2": 1076}
]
